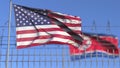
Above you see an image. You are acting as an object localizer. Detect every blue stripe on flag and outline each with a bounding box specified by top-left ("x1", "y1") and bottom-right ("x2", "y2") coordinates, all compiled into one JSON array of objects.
[
  {"x1": 71, "y1": 52, "x2": 119, "y2": 61},
  {"x1": 83, "y1": 32, "x2": 117, "y2": 38}
]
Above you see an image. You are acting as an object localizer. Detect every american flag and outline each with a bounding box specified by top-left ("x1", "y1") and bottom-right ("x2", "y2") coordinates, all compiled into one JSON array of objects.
[{"x1": 13, "y1": 4, "x2": 82, "y2": 49}]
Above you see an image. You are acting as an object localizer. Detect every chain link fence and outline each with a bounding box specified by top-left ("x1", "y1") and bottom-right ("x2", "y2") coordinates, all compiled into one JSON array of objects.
[{"x1": 0, "y1": 24, "x2": 120, "y2": 68}]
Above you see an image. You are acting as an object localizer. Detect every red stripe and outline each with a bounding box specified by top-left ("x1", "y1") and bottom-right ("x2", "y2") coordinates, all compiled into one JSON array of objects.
[
  {"x1": 52, "y1": 23, "x2": 81, "y2": 27},
  {"x1": 17, "y1": 28, "x2": 63, "y2": 34},
  {"x1": 73, "y1": 31, "x2": 81, "y2": 34},
  {"x1": 48, "y1": 13, "x2": 81, "y2": 20},
  {"x1": 64, "y1": 23, "x2": 81, "y2": 27},
  {"x1": 17, "y1": 41, "x2": 73, "y2": 49},
  {"x1": 17, "y1": 35, "x2": 51, "y2": 42},
  {"x1": 17, "y1": 28, "x2": 81, "y2": 34},
  {"x1": 17, "y1": 34, "x2": 78, "y2": 42}
]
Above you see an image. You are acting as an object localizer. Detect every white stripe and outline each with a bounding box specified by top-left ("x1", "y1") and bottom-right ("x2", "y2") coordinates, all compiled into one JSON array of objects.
[
  {"x1": 16, "y1": 25, "x2": 81, "y2": 31},
  {"x1": 69, "y1": 27, "x2": 81, "y2": 31},
  {"x1": 17, "y1": 39, "x2": 50, "y2": 46},
  {"x1": 17, "y1": 37, "x2": 79, "y2": 47},
  {"x1": 17, "y1": 31, "x2": 70, "y2": 38},
  {"x1": 16, "y1": 25, "x2": 59, "y2": 31},
  {"x1": 52, "y1": 12, "x2": 80, "y2": 19},
  {"x1": 55, "y1": 17, "x2": 81, "y2": 24}
]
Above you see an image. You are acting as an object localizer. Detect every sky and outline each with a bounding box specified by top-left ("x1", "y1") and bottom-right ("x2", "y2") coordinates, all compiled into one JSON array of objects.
[
  {"x1": 0, "y1": 0, "x2": 120, "y2": 68},
  {"x1": 1, "y1": 0, "x2": 120, "y2": 43},
  {"x1": 1, "y1": 0, "x2": 120, "y2": 34}
]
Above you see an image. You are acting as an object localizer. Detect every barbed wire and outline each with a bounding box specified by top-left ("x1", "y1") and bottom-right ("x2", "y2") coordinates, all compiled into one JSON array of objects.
[{"x1": 1, "y1": 25, "x2": 120, "y2": 27}]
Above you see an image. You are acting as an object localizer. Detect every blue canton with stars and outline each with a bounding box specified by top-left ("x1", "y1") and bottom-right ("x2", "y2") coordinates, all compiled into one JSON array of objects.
[{"x1": 14, "y1": 4, "x2": 52, "y2": 27}]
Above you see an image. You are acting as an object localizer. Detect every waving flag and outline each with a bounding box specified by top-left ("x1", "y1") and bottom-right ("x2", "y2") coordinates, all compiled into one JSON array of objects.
[
  {"x1": 13, "y1": 4, "x2": 82, "y2": 49},
  {"x1": 70, "y1": 32, "x2": 119, "y2": 60}
]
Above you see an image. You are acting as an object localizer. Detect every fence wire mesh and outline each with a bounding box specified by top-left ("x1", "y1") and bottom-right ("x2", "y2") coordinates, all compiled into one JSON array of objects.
[{"x1": 0, "y1": 25, "x2": 120, "y2": 68}]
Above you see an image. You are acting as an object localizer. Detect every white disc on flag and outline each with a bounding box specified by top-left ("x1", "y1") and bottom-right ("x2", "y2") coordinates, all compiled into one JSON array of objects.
[{"x1": 79, "y1": 36, "x2": 92, "y2": 50}]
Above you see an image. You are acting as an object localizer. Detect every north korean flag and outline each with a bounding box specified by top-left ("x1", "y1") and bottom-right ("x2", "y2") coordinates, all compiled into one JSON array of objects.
[{"x1": 70, "y1": 32, "x2": 119, "y2": 60}]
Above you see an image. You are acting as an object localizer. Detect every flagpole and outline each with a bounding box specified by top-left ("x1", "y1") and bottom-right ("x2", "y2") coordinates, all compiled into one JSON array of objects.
[
  {"x1": 106, "y1": 21, "x2": 111, "y2": 34},
  {"x1": 93, "y1": 21, "x2": 98, "y2": 68},
  {"x1": 90, "y1": 21, "x2": 95, "y2": 68},
  {"x1": 0, "y1": 27, "x2": 4, "y2": 47},
  {"x1": 106, "y1": 21, "x2": 111, "y2": 68},
  {"x1": 92, "y1": 20, "x2": 98, "y2": 68},
  {"x1": 6, "y1": 0, "x2": 12, "y2": 68}
]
